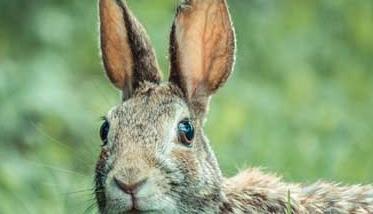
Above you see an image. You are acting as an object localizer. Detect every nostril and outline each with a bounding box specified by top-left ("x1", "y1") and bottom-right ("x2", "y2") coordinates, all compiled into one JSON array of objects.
[{"x1": 114, "y1": 177, "x2": 148, "y2": 194}]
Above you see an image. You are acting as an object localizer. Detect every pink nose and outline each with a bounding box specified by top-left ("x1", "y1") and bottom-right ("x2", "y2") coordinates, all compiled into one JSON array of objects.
[{"x1": 114, "y1": 177, "x2": 148, "y2": 194}]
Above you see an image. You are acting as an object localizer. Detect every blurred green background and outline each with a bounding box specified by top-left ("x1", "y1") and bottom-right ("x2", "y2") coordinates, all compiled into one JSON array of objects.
[{"x1": 1, "y1": 0, "x2": 373, "y2": 213}]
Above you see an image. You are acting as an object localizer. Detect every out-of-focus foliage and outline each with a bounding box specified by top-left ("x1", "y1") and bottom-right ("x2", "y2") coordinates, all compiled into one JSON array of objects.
[{"x1": 0, "y1": 0, "x2": 372, "y2": 213}]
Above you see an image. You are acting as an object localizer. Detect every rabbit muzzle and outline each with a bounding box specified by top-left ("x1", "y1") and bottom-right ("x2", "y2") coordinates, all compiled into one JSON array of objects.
[
  {"x1": 102, "y1": 166, "x2": 176, "y2": 213},
  {"x1": 101, "y1": 153, "x2": 178, "y2": 213}
]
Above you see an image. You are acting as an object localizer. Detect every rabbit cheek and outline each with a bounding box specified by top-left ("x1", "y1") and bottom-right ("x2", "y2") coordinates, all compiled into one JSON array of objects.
[
  {"x1": 96, "y1": 149, "x2": 111, "y2": 182},
  {"x1": 172, "y1": 150, "x2": 200, "y2": 183},
  {"x1": 95, "y1": 149, "x2": 111, "y2": 210}
]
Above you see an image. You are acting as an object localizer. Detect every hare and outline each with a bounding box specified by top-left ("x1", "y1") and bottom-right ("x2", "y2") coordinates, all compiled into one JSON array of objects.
[{"x1": 95, "y1": 0, "x2": 373, "y2": 213}]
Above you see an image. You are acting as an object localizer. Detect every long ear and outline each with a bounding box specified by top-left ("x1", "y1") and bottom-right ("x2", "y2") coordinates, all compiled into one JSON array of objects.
[
  {"x1": 99, "y1": 0, "x2": 161, "y2": 99},
  {"x1": 169, "y1": 0, "x2": 235, "y2": 113}
]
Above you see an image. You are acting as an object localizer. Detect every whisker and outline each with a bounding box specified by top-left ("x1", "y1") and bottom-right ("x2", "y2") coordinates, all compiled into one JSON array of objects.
[
  {"x1": 63, "y1": 188, "x2": 95, "y2": 196},
  {"x1": 30, "y1": 122, "x2": 97, "y2": 169},
  {"x1": 84, "y1": 201, "x2": 98, "y2": 214},
  {"x1": 26, "y1": 161, "x2": 90, "y2": 177}
]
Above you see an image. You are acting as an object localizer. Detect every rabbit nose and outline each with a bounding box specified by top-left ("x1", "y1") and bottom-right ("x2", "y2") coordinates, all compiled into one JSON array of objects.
[{"x1": 114, "y1": 177, "x2": 148, "y2": 194}]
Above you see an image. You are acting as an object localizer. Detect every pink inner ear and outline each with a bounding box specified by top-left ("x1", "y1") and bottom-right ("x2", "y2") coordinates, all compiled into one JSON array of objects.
[
  {"x1": 171, "y1": 0, "x2": 235, "y2": 99},
  {"x1": 175, "y1": 16, "x2": 204, "y2": 97},
  {"x1": 100, "y1": 0, "x2": 134, "y2": 89}
]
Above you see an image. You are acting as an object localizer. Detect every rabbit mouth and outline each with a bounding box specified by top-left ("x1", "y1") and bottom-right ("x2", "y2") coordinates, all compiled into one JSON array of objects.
[
  {"x1": 104, "y1": 196, "x2": 164, "y2": 213},
  {"x1": 103, "y1": 186, "x2": 175, "y2": 214},
  {"x1": 103, "y1": 198, "x2": 166, "y2": 214},
  {"x1": 104, "y1": 203, "x2": 170, "y2": 214},
  {"x1": 124, "y1": 207, "x2": 160, "y2": 214}
]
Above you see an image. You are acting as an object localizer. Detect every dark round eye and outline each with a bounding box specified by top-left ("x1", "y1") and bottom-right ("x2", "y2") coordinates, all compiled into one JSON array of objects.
[
  {"x1": 177, "y1": 119, "x2": 195, "y2": 147},
  {"x1": 100, "y1": 120, "x2": 110, "y2": 145}
]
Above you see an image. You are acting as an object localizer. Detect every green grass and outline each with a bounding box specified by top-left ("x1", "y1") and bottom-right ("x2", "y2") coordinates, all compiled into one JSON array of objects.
[{"x1": 286, "y1": 190, "x2": 292, "y2": 214}]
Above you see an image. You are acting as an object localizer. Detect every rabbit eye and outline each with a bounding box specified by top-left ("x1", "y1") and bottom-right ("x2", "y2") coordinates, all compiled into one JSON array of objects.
[
  {"x1": 177, "y1": 119, "x2": 195, "y2": 147},
  {"x1": 100, "y1": 120, "x2": 110, "y2": 145}
]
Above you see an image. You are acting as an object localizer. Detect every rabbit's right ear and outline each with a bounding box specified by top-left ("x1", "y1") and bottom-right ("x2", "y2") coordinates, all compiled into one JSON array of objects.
[
  {"x1": 99, "y1": 0, "x2": 161, "y2": 99},
  {"x1": 169, "y1": 0, "x2": 235, "y2": 114}
]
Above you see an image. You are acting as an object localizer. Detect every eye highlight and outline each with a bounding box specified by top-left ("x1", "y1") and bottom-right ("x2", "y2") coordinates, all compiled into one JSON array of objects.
[
  {"x1": 100, "y1": 119, "x2": 110, "y2": 145},
  {"x1": 177, "y1": 119, "x2": 195, "y2": 147}
]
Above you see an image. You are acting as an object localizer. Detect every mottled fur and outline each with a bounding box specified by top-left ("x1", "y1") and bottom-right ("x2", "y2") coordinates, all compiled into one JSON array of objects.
[
  {"x1": 95, "y1": 0, "x2": 373, "y2": 213},
  {"x1": 223, "y1": 169, "x2": 373, "y2": 213}
]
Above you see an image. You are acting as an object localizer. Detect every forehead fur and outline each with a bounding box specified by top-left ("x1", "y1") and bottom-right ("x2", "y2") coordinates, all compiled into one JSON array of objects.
[
  {"x1": 107, "y1": 83, "x2": 187, "y2": 139},
  {"x1": 109, "y1": 82, "x2": 185, "y2": 115}
]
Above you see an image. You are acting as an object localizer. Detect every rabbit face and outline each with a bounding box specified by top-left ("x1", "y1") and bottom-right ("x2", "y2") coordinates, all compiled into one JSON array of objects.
[
  {"x1": 96, "y1": 0, "x2": 235, "y2": 212},
  {"x1": 95, "y1": 83, "x2": 224, "y2": 213}
]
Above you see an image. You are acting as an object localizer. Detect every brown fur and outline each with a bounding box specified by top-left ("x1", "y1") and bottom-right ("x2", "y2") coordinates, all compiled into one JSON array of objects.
[{"x1": 94, "y1": 0, "x2": 373, "y2": 213}]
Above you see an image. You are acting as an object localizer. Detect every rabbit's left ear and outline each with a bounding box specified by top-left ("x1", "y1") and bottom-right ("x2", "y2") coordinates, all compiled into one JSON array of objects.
[
  {"x1": 169, "y1": 0, "x2": 235, "y2": 111},
  {"x1": 100, "y1": 0, "x2": 161, "y2": 99}
]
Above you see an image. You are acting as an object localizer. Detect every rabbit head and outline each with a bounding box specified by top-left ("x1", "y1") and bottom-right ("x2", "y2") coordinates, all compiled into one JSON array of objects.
[{"x1": 95, "y1": 0, "x2": 235, "y2": 213}]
